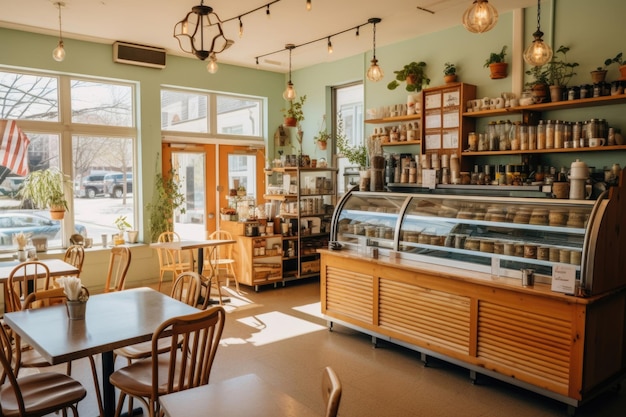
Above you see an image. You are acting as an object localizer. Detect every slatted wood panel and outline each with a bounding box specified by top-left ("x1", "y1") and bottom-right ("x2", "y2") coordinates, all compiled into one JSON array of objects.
[
  {"x1": 325, "y1": 266, "x2": 373, "y2": 323},
  {"x1": 477, "y1": 301, "x2": 571, "y2": 391},
  {"x1": 379, "y1": 279, "x2": 471, "y2": 354}
]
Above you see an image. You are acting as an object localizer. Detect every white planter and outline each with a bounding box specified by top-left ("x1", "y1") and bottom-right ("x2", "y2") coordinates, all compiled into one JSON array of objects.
[{"x1": 126, "y1": 230, "x2": 139, "y2": 243}]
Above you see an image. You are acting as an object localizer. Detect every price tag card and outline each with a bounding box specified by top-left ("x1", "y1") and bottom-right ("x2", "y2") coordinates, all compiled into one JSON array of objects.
[
  {"x1": 551, "y1": 264, "x2": 576, "y2": 294},
  {"x1": 422, "y1": 169, "x2": 437, "y2": 189}
]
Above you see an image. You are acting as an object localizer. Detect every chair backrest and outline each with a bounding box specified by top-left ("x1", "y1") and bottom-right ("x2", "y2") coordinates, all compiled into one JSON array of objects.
[
  {"x1": 64, "y1": 245, "x2": 85, "y2": 275},
  {"x1": 208, "y1": 230, "x2": 234, "y2": 262},
  {"x1": 0, "y1": 323, "x2": 24, "y2": 412},
  {"x1": 322, "y1": 366, "x2": 342, "y2": 417},
  {"x1": 158, "y1": 231, "x2": 181, "y2": 243},
  {"x1": 151, "y1": 306, "x2": 225, "y2": 401},
  {"x1": 170, "y1": 272, "x2": 202, "y2": 307},
  {"x1": 23, "y1": 286, "x2": 67, "y2": 309},
  {"x1": 104, "y1": 246, "x2": 131, "y2": 292},
  {"x1": 157, "y1": 231, "x2": 192, "y2": 268},
  {"x1": 6, "y1": 261, "x2": 51, "y2": 312}
]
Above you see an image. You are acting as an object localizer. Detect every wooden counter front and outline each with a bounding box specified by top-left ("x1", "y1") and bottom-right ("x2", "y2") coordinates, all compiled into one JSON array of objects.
[{"x1": 319, "y1": 248, "x2": 626, "y2": 409}]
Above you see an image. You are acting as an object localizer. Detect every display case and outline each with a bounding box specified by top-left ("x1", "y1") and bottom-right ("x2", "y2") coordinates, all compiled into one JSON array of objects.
[{"x1": 331, "y1": 179, "x2": 625, "y2": 296}]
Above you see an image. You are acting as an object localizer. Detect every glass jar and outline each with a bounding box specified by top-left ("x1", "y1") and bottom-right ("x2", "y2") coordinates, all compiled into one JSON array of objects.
[
  {"x1": 545, "y1": 120, "x2": 554, "y2": 149},
  {"x1": 487, "y1": 121, "x2": 498, "y2": 151},
  {"x1": 554, "y1": 120, "x2": 564, "y2": 149},
  {"x1": 509, "y1": 122, "x2": 521, "y2": 151},
  {"x1": 468, "y1": 132, "x2": 477, "y2": 151},
  {"x1": 520, "y1": 124, "x2": 529, "y2": 150}
]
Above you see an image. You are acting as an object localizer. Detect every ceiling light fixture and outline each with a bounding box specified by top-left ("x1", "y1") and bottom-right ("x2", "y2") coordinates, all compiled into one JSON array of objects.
[
  {"x1": 523, "y1": 0, "x2": 553, "y2": 66},
  {"x1": 306, "y1": 0, "x2": 312, "y2": 11},
  {"x1": 366, "y1": 17, "x2": 384, "y2": 82},
  {"x1": 462, "y1": 0, "x2": 498, "y2": 34},
  {"x1": 283, "y1": 44, "x2": 297, "y2": 101},
  {"x1": 52, "y1": 2, "x2": 66, "y2": 62},
  {"x1": 238, "y1": 17, "x2": 244, "y2": 38},
  {"x1": 207, "y1": 53, "x2": 219, "y2": 74},
  {"x1": 327, "y1": 37, "x2": 333, "y2": 54},
  {"x1": 173, "y1": 0, "x2": 234, "y2": 67}
]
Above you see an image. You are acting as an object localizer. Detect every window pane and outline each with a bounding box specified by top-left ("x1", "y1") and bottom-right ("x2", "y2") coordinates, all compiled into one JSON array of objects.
[
  {"x1": 0, "y1": 71, "x2": 59, "y2": 121},
  {"x1": 161, "y1": 90, "x2": 208, "y2": 133},
  {"x1": 217, "y1": 95, "x2": 261, "y2": 137},
  {"x1": 72, "y1": 136, "x2": 134, "y2": 245},
  {"x1": 71, "y1": 80, "x2": 133, "y2": 127},
  {"x1": 228, "y1": 154, "x2": 256, "y2": 196},
  {"x1": 0, "y1": 133, "x2": 72, "y2": 250}
]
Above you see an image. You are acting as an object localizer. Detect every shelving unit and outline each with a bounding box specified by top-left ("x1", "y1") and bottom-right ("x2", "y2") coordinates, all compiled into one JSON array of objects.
[{"x1": 265, "y1": 167, "x2": 337, "y2": 282}]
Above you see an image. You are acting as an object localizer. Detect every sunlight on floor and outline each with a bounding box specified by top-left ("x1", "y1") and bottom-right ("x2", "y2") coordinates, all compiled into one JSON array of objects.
[
  {"x1": 237, "y1": 311, "x2": 326, "y2": 346},
  {"x1": 292, "y1": 301, "x2": 323, "y2": 319}
]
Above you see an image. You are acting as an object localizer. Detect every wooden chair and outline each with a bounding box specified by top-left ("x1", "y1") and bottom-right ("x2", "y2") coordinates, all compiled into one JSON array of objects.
[
  {"x1": 204, "y1": 230, "x2": 239, "y2": 293},
  {"x1": 0, "y1": 321, "x2": 87, "y2": 417},
  {"x1": 5, "y1": 261, "x2": 51, "y2": 313},
  {"x1": 63, "y1": 245, "x2": 85, "y2": 277},
  {"x1": 156, "y1": 232, "x2": 193, "y2": 291},
  {"x1": 109, "y1": 306, "x2": 226, "y2": 417},
  {"x1": 104, "y1": 246, "x2": 131, "y2": 292},
  {"x1": 322, "y1": 366, "x2": 342, "y2": 417}
]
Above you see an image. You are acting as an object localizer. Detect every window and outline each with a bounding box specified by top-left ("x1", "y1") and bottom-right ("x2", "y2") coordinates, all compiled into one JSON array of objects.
[
  {"x1": 216, "y1": 95, "x2": 261, "y2": 137},
  {"x1": 0, "y1": 69, "x2": 138, "y2": 250},
  {"x1": 160, "y1": 90, "x2": 208, "y2": 132},
  {"x1": 332, "y1": 83, "x2": 364, "y2": 194}
]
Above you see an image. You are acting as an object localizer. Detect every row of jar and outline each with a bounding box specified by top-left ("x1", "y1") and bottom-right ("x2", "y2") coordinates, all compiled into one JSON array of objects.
[
  {"x1": 467, "y1": 119, "x2": 624, "y2": 153},
  {"x1": 371, "y1": 123, "x2": 421, "y2": 143}
]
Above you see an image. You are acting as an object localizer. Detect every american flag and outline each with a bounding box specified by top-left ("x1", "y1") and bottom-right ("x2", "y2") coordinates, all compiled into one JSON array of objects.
[{"x1": 0, "y1": 119, "x2": 30, "y2": 177}]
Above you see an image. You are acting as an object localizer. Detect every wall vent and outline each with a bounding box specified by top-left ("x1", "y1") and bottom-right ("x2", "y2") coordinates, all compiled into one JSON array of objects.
[{"x1": 113, "y1": 41, "x2": 166, "y2": 69}]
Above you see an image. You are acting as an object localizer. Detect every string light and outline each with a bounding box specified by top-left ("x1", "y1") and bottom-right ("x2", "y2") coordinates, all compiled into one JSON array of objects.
[
  {"x1": 366, "y1": 18, "x2": 384, "y2": 82},
  {"x1": 52, "y1": 2, "x2": 66, "y2": 62},
  {"x1": 266, "y1": 5, "x2": 270, "y2": 16},
  {"x1": 306, "y1": 0, "x2": 312, "y2": 11},
  {"x1": 238, "y1": 17, "x2": 243, "y2": 38},
  {"x1": 207, "y1": 53, "x2": 219, "y2": 74},
  {"x1": 327, "y1": 37, "x2": 333, "y2": 54},
  {"x1": 283, "y1": 44, "x2": 297, "y2": 101}
]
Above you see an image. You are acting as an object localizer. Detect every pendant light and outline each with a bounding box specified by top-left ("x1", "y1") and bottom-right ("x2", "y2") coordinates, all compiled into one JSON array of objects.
[
  {"x1": 306, "y1": 0, "x2": 312, "y2": 11},
  {"x1": 523, "y1": 0, "x2": 553, "y2": 66},
  {"x1": 462, "y1": 0, "x2": 498, "y2": 34},
  {"x1": 52, "y1": 2, "x2": 66, "y2": 62},
  {"x1": 366, "y1": 18, "x2": 384, "y2": 82},
  {"x1": 283, "y1": 44, "x2": 297, "y2": 101},
  {"x1": 207, "y1": 53, "x2": 219, "y2": 74}
]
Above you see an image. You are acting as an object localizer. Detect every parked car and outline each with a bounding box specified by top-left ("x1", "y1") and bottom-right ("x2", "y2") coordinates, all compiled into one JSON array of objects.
[
  {"x1": 75, "y1": 173, "x2": 112, "y2": 198},
  {"x1": 0, "y1": 211, "x2": 87, "y2": 246},
  {"x1": 0, "y1": 176, "x2": 26, "y2": 198},
  {"x1": 104, "y1": 172, "x2": 133, "y2": 198}
]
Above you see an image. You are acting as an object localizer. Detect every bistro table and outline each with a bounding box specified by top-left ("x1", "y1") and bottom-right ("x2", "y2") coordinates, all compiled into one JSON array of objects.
[
  {"x1": 150, "y1": 239, "x2": 236, "y2": 303},
  {"x1": 3, "y1": 287, "x2": 199, "y2": 417},
  {"x1": 159, "y1": 373, "x2": 318, "y2": 417}
]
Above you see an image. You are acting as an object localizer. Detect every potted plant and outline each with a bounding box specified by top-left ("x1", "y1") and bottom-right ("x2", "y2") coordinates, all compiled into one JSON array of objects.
[
  {"x1": 281, "y1": 95, "x2": 306, "y2": 127},
  {"x1": 525, "y1": 65, "x2": 550, "y2": 103},
  {"x1": 147, "y1": 156, "x2": 186, "y2": 242},
  {"x1": 544, "y1": 45, "x2": 579, "y2": 102},
  {"x1": 19, "y1": 167, "x2": 69, "y2": 220},
  {"x1": 443, "y1": 62, "x2": 457, "y2": 83},
  {"x1": 604, "y1": 52, "x2": 626, "y2": 80},
  {"x1": 114, "y1": 215, "x2": 138, "y2": 244},
  {"x1": 484, "y1": 46, "x2": 508, "y2": 79},
  {"x1": 336, "y1": 116, "x2": 367, "y2": 168},
  {"x1": 313, "y1": 115, "x2": 331, "y2": 150},
  {"x1": 387, "y1": 61, "x2": 430, "y2": 92}
]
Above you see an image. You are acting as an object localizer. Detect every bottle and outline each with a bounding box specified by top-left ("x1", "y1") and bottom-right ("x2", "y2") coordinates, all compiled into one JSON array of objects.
[
  {"x1": 545, "y1": 120, "x2": 554, "y2": 149},
  {"x1": 537, "y1": 120, "x2": 546, "y2": 150},
  {"x1": 554, "y1": 120, "x2": 563, "y2": 148}
]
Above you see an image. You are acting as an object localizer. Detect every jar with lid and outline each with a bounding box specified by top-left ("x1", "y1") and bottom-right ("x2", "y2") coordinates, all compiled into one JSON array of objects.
[
  {"x1": 537, "y1": 120, "x2": 546, "y2": 150},
  {"x1": 487, "y1": 121, "x2": 498, "y2": 150},
  {"x1": 545, "y1": 120, "x2": 554, "y2": 149},
  {"x1": 563, "y1": 122, "x2": 572, "y2": 147},
  {"x1": 468, "y1": 132, "x2": 477, "y2": 151},
  {"x1": 567, "y1": 86, "x2": 579, "y2": 101},
  {"x1": 528, "y1": 125, "x2": 537, "y2": 150},
  {"x1": 580, "y1": 84, "x2": 591, "y2": 99},
  {"x1": 554, "y1": 120, "x2": 564, "y2": 148},
  {"x1": 509, "y1": 122, "x2": 521, "y2": 151},
  {"x1": 478, "y1": 133, "x2": 489, "y2": 151},
  {"x1": 572, "y1": 122, "x2": 583, "y2": 147},
  {"x1": 496, "y1": 165, "x2": 506, "y2": 185}
]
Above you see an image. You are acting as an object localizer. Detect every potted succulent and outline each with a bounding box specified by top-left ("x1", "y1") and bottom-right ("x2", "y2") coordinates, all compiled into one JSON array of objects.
[
  {"x1": 313, "y1": 115, "x2": 331, "y2": 150},
  {"x1": 19, "y1": 167, "x2": 69, "y2": 220},
  {"x1": 387, "y1": 61, "x2": 430, "y2": 92},
  {"x1": 443, "y1": 62, "x2": 457, "y2": 83},
  {"x1": 604, "y1": 52, "x2": 626, "y2": 80},
  {"x1": 484, "y1": 46, "x2": 508, "y2": 79},
  {"x1": 281, "y1": 95, "x2": 306, "y2": 127}
]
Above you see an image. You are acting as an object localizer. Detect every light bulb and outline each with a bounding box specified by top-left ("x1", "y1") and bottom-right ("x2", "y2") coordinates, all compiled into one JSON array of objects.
[
  {"x1": 283, "y1": 82, "x2": 297, "y2": 101},
  {"x1": 327, "y1": 38, "x2": 333, "y2": 54},
  {"x1": 238, "y1": 18, "x2": 243, "y2": 38},
  {"x1": 306, "y1": 0, "x2": 312, "y2": 11},
  {"x1": 207, "y1": 54, "x2": 218, "y2": 74},
  {"x1": 523, "y1": 36, "x2": 553, "y2": 67},
  {"x1": 53, "y1": 41, "x2": 65, "y2": 62},
  {"x1": 462, "y1": 0, "x2": 498, "y2": 34},
  {"x1": 366, "y1": 58, "x2": 384, "y2": 82}
]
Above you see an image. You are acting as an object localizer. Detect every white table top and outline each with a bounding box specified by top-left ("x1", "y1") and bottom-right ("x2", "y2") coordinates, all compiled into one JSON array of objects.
[{"x1": 159, "y1": 374, "x2": 318, "y2": 417}]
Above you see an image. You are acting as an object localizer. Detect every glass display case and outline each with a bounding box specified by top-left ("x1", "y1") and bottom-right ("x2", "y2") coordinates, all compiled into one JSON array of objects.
[{"x1": 331, "y1": 187, "x2": 610, "y2": 293}]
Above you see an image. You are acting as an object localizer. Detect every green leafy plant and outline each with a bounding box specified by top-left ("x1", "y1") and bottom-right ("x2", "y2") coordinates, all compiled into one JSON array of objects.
[
  {"x1": 114, "y1": 215, "x2": 132, "y2": 232},
  {"x1": 525, "y1": 45, "x2": 578, "y2": 87},
  {"x1": 444, "y1": 62, "x2": 457, "y2": 76},
  {"x1": 335, "y1": 115, "x2": 367, "y2": 167},
  {"x1": 19, "y1": 167, "x2": 68, "y2": 211},
  {"x1": 604, "y1": 52, "x2": 624, "y2": 68},
  {"x1": 313, "y1": 115, "x2": 331, "y2": 144},
  {"x1": 281, "y1": 95, "x2": 307, "y2": 124},
  {"x1": 147, "y1": 156, "x2": 186, "y2": 242},
  {"x1": 387, "y1": 61, "x2": 430, "y2": 92},
  {"x1": 484, "y1": 46, "x2": 507, "y2": 67}
]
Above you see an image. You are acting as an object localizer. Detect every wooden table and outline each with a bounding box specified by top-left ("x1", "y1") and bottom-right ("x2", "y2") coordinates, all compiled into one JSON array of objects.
[
  {"x1": 0, "y1": 258, "x2": 79, "y2": 283},
  {"x1": 159, "y1": 374, "x2": 318, "y2": 417},
  {"x1": 3, "y1": 287, "x2": 199, "y2": 417}
]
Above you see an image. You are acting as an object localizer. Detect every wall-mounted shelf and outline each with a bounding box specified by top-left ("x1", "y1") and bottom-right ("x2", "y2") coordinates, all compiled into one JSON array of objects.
[
  {"x1": 365, "y1": 114, "x2": 421, "y2": 124},
  {"x1": 381, "y1": 140, "x2": 421, "y2": 147}
]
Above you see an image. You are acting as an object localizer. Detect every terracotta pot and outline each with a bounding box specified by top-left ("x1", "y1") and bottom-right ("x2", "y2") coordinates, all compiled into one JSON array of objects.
[
  {"x1": 444, "y1": 74, "x2": 457, "y2": 84},
  {"x1": 489, "y1": 62, "x2": 508, "y2": 79},
  {"x1": 530, "y1": 83, "x2": 549, "y2": 103},
  {"x1": 619, "y1": 65, "x2": 626, "y2": 80},
  {"x1": 283, "y1": 117, "x2": 297, "y2": 127},
  {"x1": 591, "y1": 70, "x2": 607, "y2": 84},
  {"x1": 50, "y1": 206, "x2": 65, "y2": 220},
  {"x1": 406, "y1": 74, "x2": 417, "y2": 86},
  {"x1": 549, "y1": 85, "x2": 565, "y2": 102},
  {"x1": 317, "y1": 140, "x2": 327, "y2": 150}
]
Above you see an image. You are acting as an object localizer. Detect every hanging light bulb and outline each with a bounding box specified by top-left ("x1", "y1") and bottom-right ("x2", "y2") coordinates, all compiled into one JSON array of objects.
[
  {"x1": 52, "y1": 2, "x2": 66, "y2": 62},
  {"x1": 366, "y1": 18, "x2": 384, "y2": 82},
  {"x1": 207, "y1": 53, "x2": 219, "y2": 74},
  {"x1": 462, "y1": 0, "x2": 498, "y2": 34},
  {"x1": 266, "y1": 5, "x2": 270, "y2": 17},
  {"x1": 327, "y1": 37, "x2": 333, "y2": 54},
  {"x1": 306, "y1": 0, "x2": 312, "y2": 11},
  {"x1": 238, "y1": 17, "x2": 244, "y2": 38},
  {"x1": 283, "y1": 44, "x2": 297, "y2": 101},
  {"x1": 523, "y1": 0, "x2": 553, "y2": 66}
]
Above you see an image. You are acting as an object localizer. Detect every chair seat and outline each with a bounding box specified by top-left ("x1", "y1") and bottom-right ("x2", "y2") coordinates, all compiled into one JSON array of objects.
[
  {"x1": 114, "y1": 336, "x2": 175, "y2": 361},
  {"x1": 110, "y1": 354, "x2": 187, "y2": 398},
  {"x1": 0, "y1": 372, "x2": 86, "y2": 417}
]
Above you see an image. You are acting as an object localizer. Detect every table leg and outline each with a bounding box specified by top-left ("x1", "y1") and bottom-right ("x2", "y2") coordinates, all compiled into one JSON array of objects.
[{"x1": 102, "y1": 351, "x2": 115, "y2": 417}]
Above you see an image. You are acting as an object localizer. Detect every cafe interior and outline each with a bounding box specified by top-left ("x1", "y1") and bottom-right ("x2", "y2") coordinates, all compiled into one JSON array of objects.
[{"x1": 1, "y1": 0, "x2": 626, "y2": 416}]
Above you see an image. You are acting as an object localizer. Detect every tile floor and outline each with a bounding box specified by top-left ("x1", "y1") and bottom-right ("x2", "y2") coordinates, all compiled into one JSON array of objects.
[{"x1": 34, "y1": 279, "x2": 626, "y2": 416}]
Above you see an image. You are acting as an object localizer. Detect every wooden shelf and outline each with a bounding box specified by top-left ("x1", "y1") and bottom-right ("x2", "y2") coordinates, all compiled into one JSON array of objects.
[
  {"x1": 463, "y1": 94, "x2": 626, "y2": 118},
  {"x1": 463, "y1": 144, "x2": 626, "y2": 156},
  {"x1": 365, "y1": 114, "x2": 421, "y2": 124},
  {"x1": 381, "y1": 140, "x2": 421, "y2": 147}
]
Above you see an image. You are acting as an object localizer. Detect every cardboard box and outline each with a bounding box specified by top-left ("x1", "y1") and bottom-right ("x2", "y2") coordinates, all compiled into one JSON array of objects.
[{"x1": 301, "y1": 259, "x2": 320, "y2": 274}]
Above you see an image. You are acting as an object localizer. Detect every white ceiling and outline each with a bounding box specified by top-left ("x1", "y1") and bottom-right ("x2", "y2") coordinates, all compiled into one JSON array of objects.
[{"x1": 0, "y1": 0, "x2": 536, "y2": 72}]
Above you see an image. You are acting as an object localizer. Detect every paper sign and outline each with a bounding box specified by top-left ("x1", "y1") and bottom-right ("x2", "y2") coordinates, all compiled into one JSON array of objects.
[
  {"x1": 551, "y1": 264, "x2": 576, "y2": 294},
  {"x1": 491, "y1": 256, "x2": 500, "y2": 276},
  {"x1": 422, "y1": 169, "x2": 437, "y2": 189}
]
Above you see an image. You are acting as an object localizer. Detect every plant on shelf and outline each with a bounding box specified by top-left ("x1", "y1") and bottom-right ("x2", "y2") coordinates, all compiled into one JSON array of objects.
[
  {"x1": 19, "y1": 167, "x2": 69, "y2": 220},
  {"x1": 443, "y1": 62, "x2": 457, "y2": 83},
  {"x1": 313, "y1": 115, "x2": 331, "y2": 150},
  {"x1": 336, "y1": 115, "x2": 367, "y2": 168},
  {"x1": 114, "y1": 215, "x2": 138, "y2": 244},
  {"x1": 526, "y1": 45, "x2": 578, "y2": 102},
  {"x1": 281, "y1": 95, "x2": 306, "y2": 127},
  {"x1": 147, "y1": 156, "x2": 186, "y2": 242},
  {"x1": 387, "y1": 61, "x2": 430, "y2": 92},
  {"x1": 603, "y1": 52, "x2": 626, "y2": 80},
  {"x1": 484, "y1": 46, "x2": 508, "y2": 79}
]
